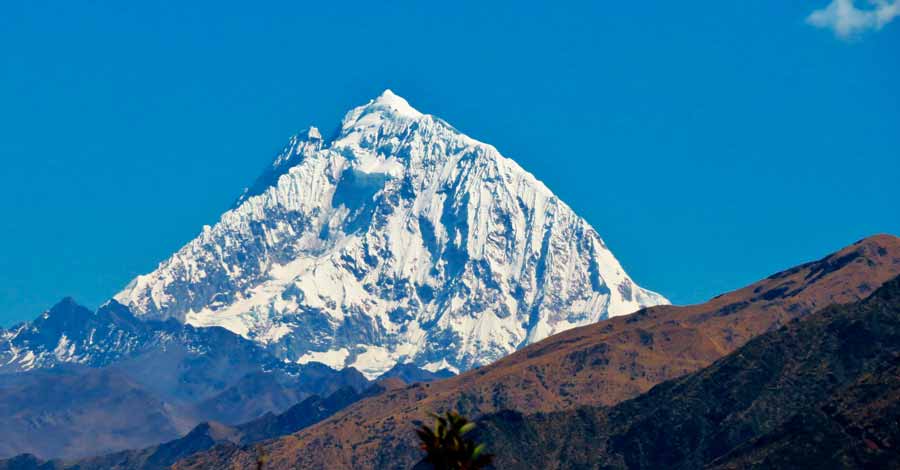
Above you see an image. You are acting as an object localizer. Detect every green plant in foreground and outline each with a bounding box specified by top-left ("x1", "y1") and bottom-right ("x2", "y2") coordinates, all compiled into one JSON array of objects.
[{"x1": 416, "y1": 411, "x2": 494, "y2": 470}]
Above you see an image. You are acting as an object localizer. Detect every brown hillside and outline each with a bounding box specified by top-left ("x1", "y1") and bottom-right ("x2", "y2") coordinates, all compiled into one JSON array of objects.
[
  {"x1": 476, "y1": 274, "x2": 900, "y2": 469},
  {"x1": 175, "y1": 234, "x2": 900, "y2": 470}
]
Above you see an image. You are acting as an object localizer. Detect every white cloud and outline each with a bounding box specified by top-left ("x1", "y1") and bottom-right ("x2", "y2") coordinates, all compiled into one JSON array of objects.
[{"x1": 806, "y1": 0, "x2": 900, "y2": 38}]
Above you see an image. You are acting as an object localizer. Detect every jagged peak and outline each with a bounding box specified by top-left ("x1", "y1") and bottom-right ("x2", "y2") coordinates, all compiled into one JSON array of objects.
[{"x1": 47, "y1": 297, "x2": 91, "y2": 316}]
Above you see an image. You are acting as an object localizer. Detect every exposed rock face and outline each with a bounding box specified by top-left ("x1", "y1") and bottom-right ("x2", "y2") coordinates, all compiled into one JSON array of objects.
[{"x1": 115, "y1": 90, "x2": 666, "y2": 377}]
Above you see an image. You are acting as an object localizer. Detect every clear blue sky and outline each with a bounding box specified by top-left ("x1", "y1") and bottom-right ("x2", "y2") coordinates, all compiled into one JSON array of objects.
[{"x1": 1, "y1": 1, "x2": 898, "y2": 326}]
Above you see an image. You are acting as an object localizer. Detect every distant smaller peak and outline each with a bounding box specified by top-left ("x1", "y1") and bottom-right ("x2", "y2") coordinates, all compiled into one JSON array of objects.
[
  {"x1": 51, "y1": 297, "x2": 87, "y2": 311},
  {"x1": 42, "y1": 297, "x2": 93, "y2": 322}
]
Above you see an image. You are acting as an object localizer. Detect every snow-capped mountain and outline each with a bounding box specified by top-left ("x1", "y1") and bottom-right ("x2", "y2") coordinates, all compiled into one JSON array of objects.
[
  {"x1": 115, "y1": 90, "x2": 667, "y2": 378},
  {"x1": 0, "y1": 298, "x2": 168, "y2": 372},
  {"x1": 0, "y1": 298, "x2": 372, "y2": 459},
  {"x1": 0, "y1": 297, "x2": 282, "y2": 375}
]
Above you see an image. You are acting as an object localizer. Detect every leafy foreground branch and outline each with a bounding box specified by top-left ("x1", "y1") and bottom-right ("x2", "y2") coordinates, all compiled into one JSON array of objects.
[{"x1": 415, "y1": 411, "x2": 494, "y2": 470}]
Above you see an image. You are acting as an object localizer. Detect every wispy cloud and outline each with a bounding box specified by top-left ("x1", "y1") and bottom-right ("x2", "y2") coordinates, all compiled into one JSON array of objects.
[{"x1": 806, "y1": 0, "x2": 900, "y2": 38}]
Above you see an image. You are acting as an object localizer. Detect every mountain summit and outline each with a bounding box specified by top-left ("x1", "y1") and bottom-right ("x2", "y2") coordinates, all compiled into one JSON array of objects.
[{"x1": 115, "y1": 90, "x2": 667, "y2": 377}]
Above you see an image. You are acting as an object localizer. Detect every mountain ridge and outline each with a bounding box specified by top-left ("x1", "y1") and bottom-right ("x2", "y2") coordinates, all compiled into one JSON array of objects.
[
  {"x1": 475, "y1": 273, "x2": 900, "y2": 469},
  {"x1": 0, "y1": 299, "x2": 370, "y2": 459},
  {"x1": 0, "y1": 382, "x2": 398, "y2": 470},
  {"x1": 170, "y1": 234, "x2": 900, "y2": 469}
]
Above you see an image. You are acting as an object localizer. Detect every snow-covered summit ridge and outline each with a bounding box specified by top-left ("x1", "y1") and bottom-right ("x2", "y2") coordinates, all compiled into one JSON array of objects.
[
  {"x1": 367, "y1": 89, "x2": 423, "y2": 119},
  {"x1": 115, "y1": 90, "x2": 668, "y2": 379}
]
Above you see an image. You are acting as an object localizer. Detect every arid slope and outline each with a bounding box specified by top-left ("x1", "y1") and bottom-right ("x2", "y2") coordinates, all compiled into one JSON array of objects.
[
  {"x1": 476, "y1": 274, "x2": 900, "y2": 469},
  {"x1": 176, "y1": 234, "x2": 900, "y2": 470}
]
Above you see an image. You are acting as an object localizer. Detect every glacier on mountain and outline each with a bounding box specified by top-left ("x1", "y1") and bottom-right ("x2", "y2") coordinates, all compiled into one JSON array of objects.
[{"x1": 115, "y1": 90, "x2": 667, "y2": 378}]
